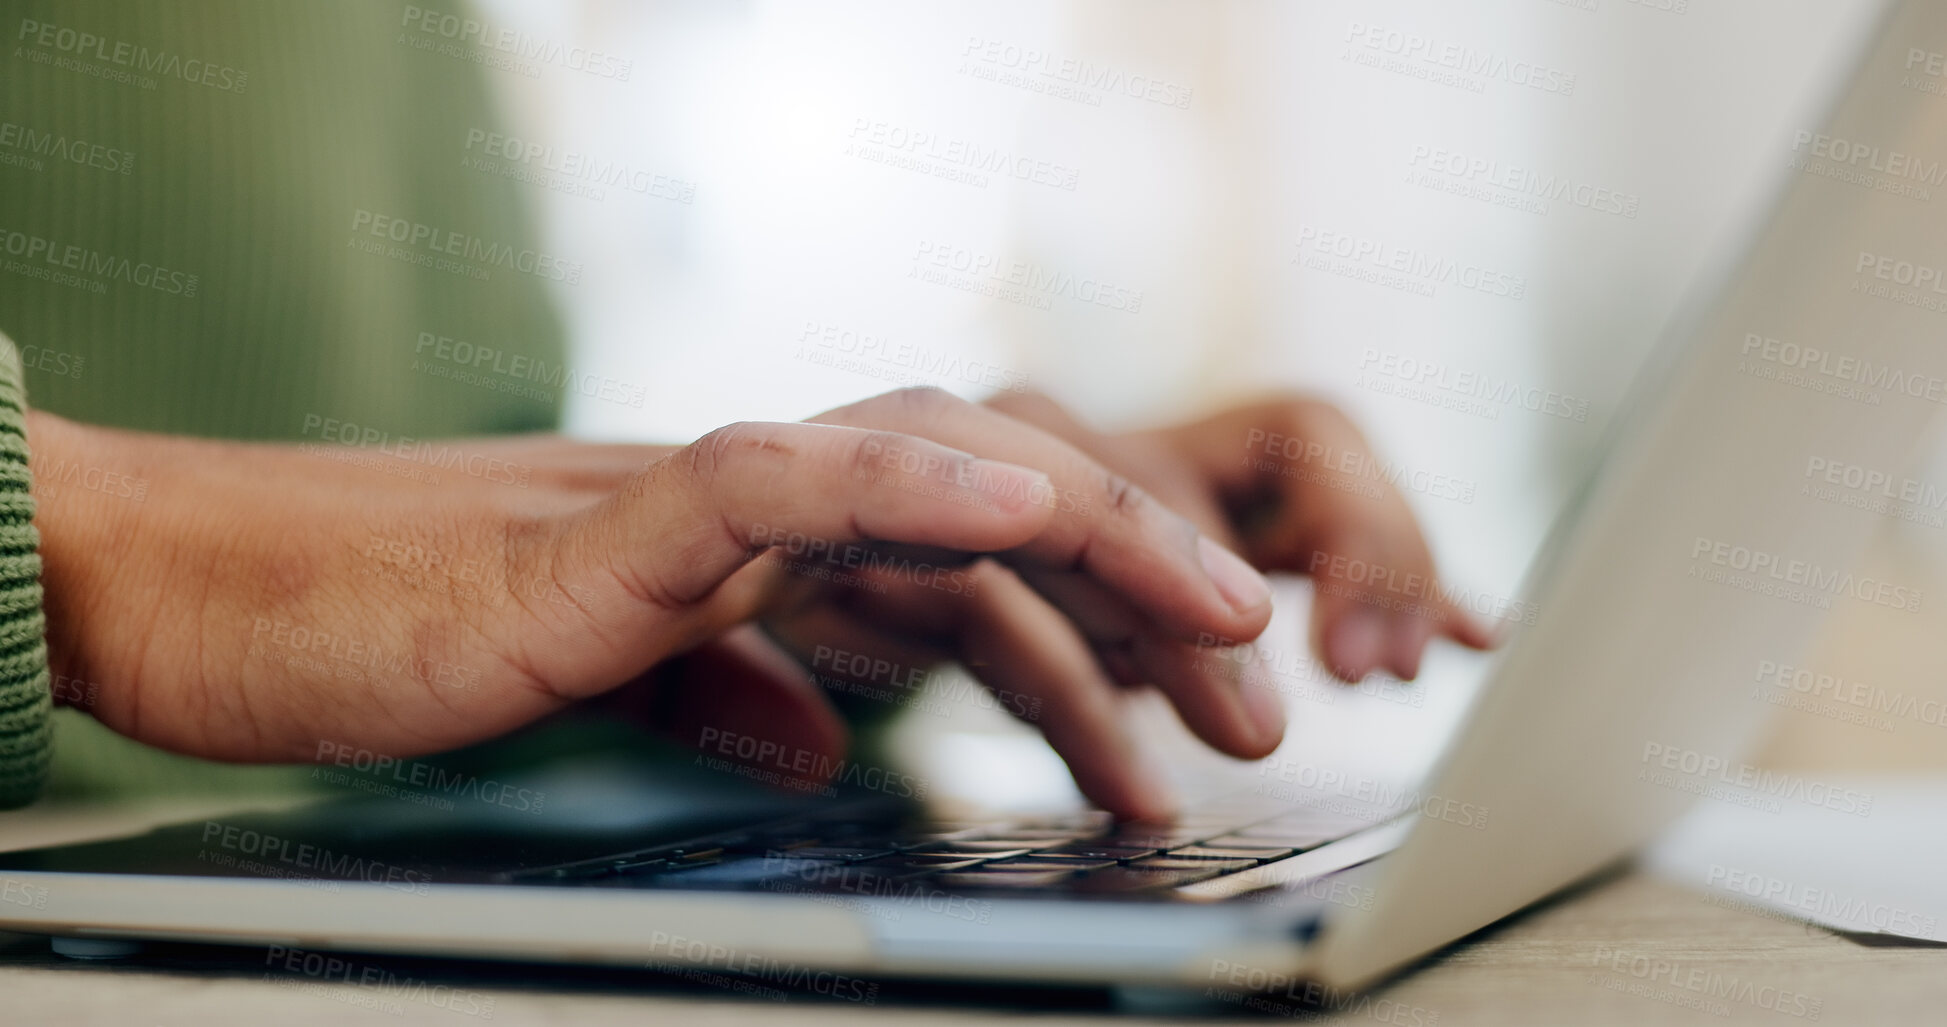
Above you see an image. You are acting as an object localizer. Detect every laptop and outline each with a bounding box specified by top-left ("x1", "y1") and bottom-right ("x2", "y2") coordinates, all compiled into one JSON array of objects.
[{"x1": 0, "y1": 0, "x2": 1936, "y2": 999}]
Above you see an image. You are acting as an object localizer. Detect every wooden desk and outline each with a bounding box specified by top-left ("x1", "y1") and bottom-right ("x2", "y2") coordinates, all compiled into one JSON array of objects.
[{"x1": 0, "y1": 798, "x2": 1940, "y2": 1026}]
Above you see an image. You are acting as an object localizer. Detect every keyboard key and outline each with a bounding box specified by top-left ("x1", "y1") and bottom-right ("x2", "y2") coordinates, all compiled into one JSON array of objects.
[
  {"x1": 850, "y1": 855, "x2": 988, "y2": 878},
  {"x1": 1007, "y1": 812, "x2": 1113, "y2": 833},
  {"x1": 1215, "y1": 826, "x2": 1356, "y2": 849},
  {"x1": 905, "y1": 844, "x2": 1036, "y2": 859},
  {"x1": 1037, "y1": 843, "x2": 1159, "y2": 861},
  {"x1": 1167, "y1": 845, "x2": 1295, "y2": 862},
  {"x1": 966, "y1": 829, "x2": 1093, "y2": 844},
  {"x1": 776, "y1": 846, "x2": 895, "y2": 862},
  {"x1": 1126, "y1": 857, "x2": 1257, "y2": 874},
  {"x1": 980, "y1": 858, "x2": 1118, "y2": 873},
  {"x1": 729, "y1": 835, "x2": 821, "y2": 853},
  {"x1": 1097, "y1": 826, "x2": 1205, "y2": 848}
]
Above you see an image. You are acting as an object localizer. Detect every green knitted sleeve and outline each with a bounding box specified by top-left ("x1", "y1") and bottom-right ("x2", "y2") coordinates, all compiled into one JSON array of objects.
[{"x1": 0, "y1": 333, "x2": 49, "y2": 809}]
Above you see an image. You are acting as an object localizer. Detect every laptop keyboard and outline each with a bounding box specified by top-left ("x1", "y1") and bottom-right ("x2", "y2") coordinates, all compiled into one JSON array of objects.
[{"x1": 505, "y1": 792, "x2": 1387, "y2": 897}]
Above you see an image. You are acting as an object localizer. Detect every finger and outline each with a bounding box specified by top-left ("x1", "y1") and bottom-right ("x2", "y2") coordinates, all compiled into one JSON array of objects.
[
  {"x1": 847, "y1": 562, "x2": 1284, "y2": 760},
  {"x1": 812, "y1": 388, "x2": 1275, "y2": 645},
  {"x1": 1164, "y1": 398, "x2": 1493, "y2": 679},
  {"x1": 532, "y1": 421, "x2": 1057, "y2": 697},
  {"x1": 763, "y1": 603, "x2": 955, "y2": 712},
  {"x1": 985, "y1": 393, "x2": 1239, "y2": 545},
  {"x1": 593, "y1": 626, "x2": 850, "y2": 792},
  {"x1": 954, "y1": 562, "x2": 1179, "y2": 820}
]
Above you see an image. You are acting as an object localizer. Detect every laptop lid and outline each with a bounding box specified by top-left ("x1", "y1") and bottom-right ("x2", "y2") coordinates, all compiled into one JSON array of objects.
[{"x1": 1311, "y1": 0, "x2": 1938, "y2": 986}]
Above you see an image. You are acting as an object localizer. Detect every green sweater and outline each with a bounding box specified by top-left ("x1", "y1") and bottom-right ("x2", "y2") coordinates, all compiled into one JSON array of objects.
[{"x1": 0, "y1": 1, "x2": 569, "y2": 806}]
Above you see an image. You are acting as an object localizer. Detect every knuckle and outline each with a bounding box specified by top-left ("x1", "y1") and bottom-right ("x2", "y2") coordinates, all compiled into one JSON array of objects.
[
  {"x1": 846, "y1": 429, "x2": 914, "y2": 482},
  {"x1": 684, "y1": 421, "x2": 785, "y2": 489},
  {"x1": 882, "y1": 385, "x2": 962, "y2": 421},
  {"x1": 1280, "y1": 393, "x2": 1361, "y2": 443},
  {"x1": 1098, "y1": 470, "x2": 1150, "y2": 518},
  {"x1": 984, "y1": 389, "x2": 1062, "y2": 424}
]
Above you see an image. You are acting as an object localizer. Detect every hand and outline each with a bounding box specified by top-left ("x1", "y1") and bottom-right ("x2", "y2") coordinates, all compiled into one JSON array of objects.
[
  {"x1": 769, "y1": 392, "x2": 1495, "y2": 818},
  {"x1": 991, "y1": 392, "x2": 1497, "y2": 680},
  {"x1": 31, "y1": 389, "x2": 1278, "y2": 818}
]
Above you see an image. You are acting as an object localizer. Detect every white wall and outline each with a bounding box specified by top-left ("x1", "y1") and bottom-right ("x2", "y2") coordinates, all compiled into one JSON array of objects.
[{"x1": 470, "y1": 0, "x2": 1892, "y2": 792}]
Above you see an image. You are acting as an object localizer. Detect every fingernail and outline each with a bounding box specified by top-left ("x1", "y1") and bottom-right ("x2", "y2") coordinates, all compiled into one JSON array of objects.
[
  {"x1": 1328, "y1": 608, "x2": 1386, "y2": 680},
  {"x1": 1237, "y1": 680, "x2": 1287, "y2": 750},
  {"x1": 1198, "y1": 536, "x2": 1272, "y2": 612}
]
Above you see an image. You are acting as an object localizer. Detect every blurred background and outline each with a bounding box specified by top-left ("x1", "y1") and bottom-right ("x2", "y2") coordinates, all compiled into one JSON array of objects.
[{"x1": 465, "y1": 0, "x2": 1938, "y2": 801}]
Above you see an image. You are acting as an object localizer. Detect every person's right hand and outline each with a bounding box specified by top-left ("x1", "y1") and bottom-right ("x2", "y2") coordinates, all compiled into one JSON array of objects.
[{"x1": 33, "y1": 388, "x2": 1281, "y2": 816}]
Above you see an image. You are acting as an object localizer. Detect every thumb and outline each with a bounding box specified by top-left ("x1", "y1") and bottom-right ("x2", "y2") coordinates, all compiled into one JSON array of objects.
[{"x1": 521, "y1": 421, "x2": 1056, "y2": 699}]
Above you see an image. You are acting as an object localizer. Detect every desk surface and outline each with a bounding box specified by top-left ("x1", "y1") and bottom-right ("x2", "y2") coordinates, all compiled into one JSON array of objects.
[{"x1": 0, "y1": 799, "x2": 1940, "y2": 1027}]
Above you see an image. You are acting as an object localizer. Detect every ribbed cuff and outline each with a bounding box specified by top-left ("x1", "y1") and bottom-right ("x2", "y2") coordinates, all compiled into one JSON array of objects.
[{"x1": 0, "y1": 332, "x2": 49, "y2": 809}]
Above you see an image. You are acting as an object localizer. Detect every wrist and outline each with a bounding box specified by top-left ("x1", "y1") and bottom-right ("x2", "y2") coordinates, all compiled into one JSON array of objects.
[{"x1": 26, "y1": 411, "x2": 160, "y2": 694}]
